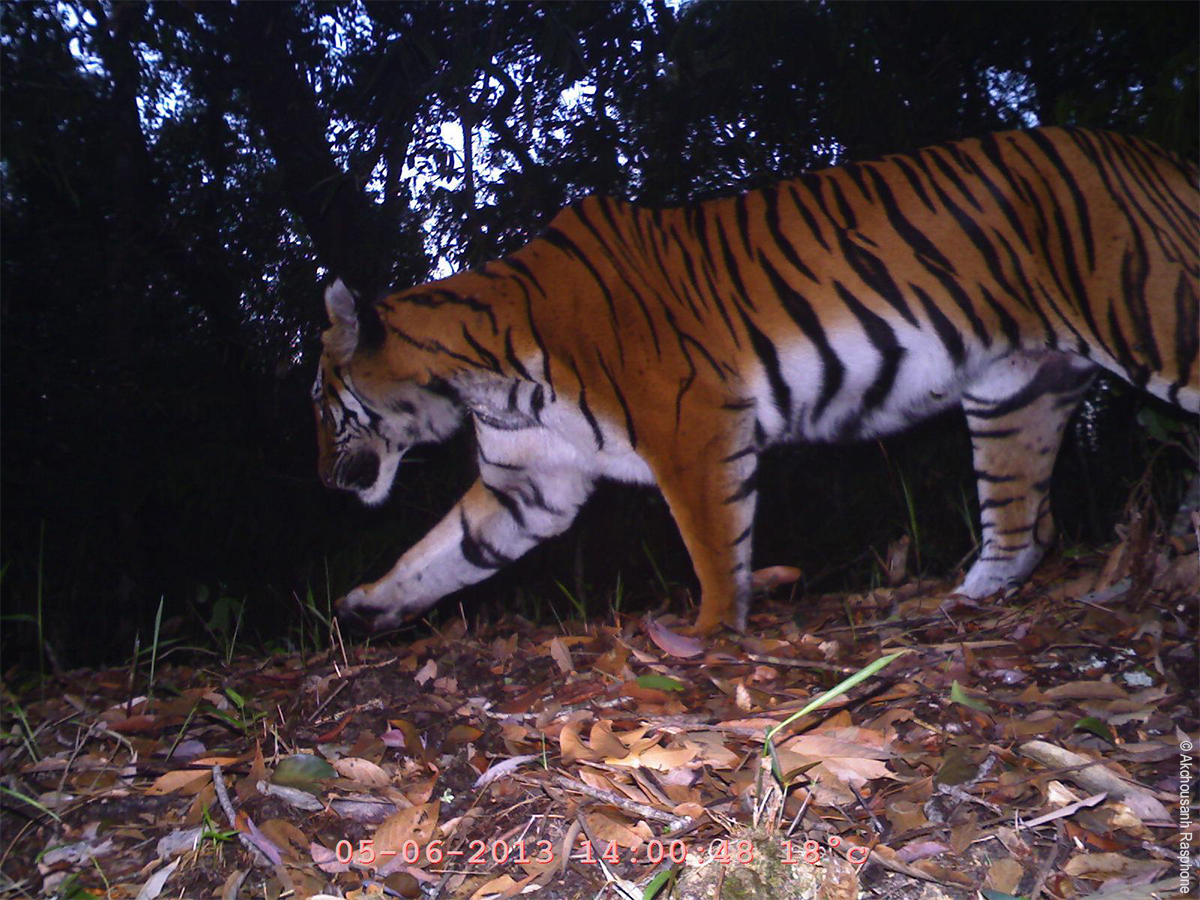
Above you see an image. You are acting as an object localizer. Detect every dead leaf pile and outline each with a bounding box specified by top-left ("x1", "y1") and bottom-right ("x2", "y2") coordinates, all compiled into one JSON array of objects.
[{"x1": 1, "y1": 522, "x2": 1195, "y2": 899}]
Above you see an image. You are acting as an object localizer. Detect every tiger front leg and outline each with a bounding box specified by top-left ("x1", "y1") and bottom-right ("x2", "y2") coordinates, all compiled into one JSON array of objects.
[
  {"x1": 649, "y1": 413, "x2": 760, "y2": 634},
  {"x1": 337, "y1": 468, "x2": 593, "y2": 631},
  {"x1": 957, "y1": 351, "x2": 1097, "y2": 598}
]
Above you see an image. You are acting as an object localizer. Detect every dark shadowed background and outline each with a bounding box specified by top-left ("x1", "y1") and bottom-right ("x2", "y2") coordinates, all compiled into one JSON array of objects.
[{"x1": 2, "y1": 1, "x2": 1197, "y2": 668}]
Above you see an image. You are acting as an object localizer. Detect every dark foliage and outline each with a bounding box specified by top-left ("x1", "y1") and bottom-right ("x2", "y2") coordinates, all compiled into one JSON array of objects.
[{"x1": 1, "y1": 1, "x2": 1196, "y2": 667}]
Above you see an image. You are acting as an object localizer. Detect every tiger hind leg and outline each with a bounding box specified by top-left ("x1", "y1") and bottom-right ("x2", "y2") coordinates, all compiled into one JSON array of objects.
[{"x1": 956, "y1": 351, "x2": 1098, "y2": 598}]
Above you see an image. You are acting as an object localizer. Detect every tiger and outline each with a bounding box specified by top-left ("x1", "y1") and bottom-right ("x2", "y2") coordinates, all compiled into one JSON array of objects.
[{"x1": 313, "y1": 127, "x2": 1199, "y2": 635}]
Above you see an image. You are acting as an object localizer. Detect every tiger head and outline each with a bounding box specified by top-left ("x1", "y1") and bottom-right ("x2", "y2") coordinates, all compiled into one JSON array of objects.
[{"x1": 312, "y1": 279, "x2": 462, "y2": 506}]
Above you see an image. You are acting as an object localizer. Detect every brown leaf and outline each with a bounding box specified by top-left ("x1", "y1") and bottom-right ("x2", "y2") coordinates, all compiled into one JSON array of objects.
[
  {"x1": 985, "y1": 858, "x2": 1024, "y2": 893},
  {"x1": 332, "y1": 757, "x2": 391, "y2": 787},
  {"x1": 643, "y1": 618, "x2": 705, "y2": 658},
  {"x1": 443, "y1": 724, "x2": 484, "y2": 747},
  {"x1": 373, "y1": 801, "x2": 440, "y2": 862},
  {"x1": 1043, "y1": 680, "x2": 1129, "y2": 701},
  {"x1": 106, "y1": 714, "x2": 162, "y2": 734},
  {"x1": 548, "y1": 637, "x2": 574, "y2": 674},
  {"x1": 751, "y1": 565, "x2": 802, "y2": 592}
]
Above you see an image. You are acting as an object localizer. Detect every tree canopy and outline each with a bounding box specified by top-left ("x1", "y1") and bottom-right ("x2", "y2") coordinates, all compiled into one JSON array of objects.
[{"x1": 2, "y1": 1, "x2": 1196, "y2": 665}]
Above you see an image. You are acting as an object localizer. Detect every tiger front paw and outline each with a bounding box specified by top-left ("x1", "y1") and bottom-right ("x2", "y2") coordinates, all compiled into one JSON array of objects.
[{"x1": 334, "y1": 585, "x2": 412, "y2": 634}]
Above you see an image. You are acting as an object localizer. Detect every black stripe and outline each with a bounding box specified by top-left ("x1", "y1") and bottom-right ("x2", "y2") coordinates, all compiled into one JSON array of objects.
[
  {"x1": 597, "y1": 354, "x2": 638, "y2": 448},
  {"x1": 404, "y1": 289, "x2": 498, "y2": 335},
  {"x1": 542, "y1": 227, "x2": 622, "y2": 337},
  {"x1": 926, "y1": 145, "x2": 983, "y2": 212},
  {"x1": 502, "y1": 256, "x2": 548, "y2": 299},
  {"x1": 674, "y1": 324, "x2": 727, "y2": 381},
  {"x1": 760, "y1": 256, "x2": 844, "y2": 420},
  {"x1": 460, "y1": 510, "x2": 511, "y2": 569},
  {"x1": 923, "y1": 167, "x2": 1027, "y2": 315},
  {"x1": 504, "y1": 259, "x2": 556, "y2": 399},
  {"x1": 594, "y1": 195, "x2": 625, "y2": 241},
  {"x1": 691, "y1": 206, "x2": 746, "y2": 335},
  {"x1": 797, "y1": 173, "x2": 845, "y2": 238},
  {"x1": 975, "y1": 470, "x2": 1016, "y2": 483},
  {"x1": 1119, "y1": 231, "x2": 1163, "y2": 374},
  {"x1": 968, "y1": 427, "x2": 1020, "y2": 439},
  {"x1": 891, "y1": 156, "x2": 938, "y2": 213},
  {"x1": 983, "y1": 133, "x2": 1037, "y2": 211},
  {"x1": 478, "y1": 447, "x2": 523, "y2": 471},
  {"x1": 1027, "y1": 129, "x2": 1095, "y2": 269},
  {"x1": 957, "y1": 148, "x2": 1031, "y2": 252},
  {"x1": 836, "y1": 230, "x2": 919, "y2": 327},
  {"x1": 910, "y1": 283, "x2": 966, "y2": 366},
  {"x1": 567, "y1": 356, "x2": 604, "y2": 450},
  {"x1": 963, "y1": 372, "x2": 1055, "y2": 418},
  {"x1": 995, "y1": 524, "x2": 1033, "y2": 535},
  {"x1": 736, "y1": 307, "x2": 791, "y2": 429},
  {"x1": 716, "y1": 217, "x2": 757, "y2": 312},
  {"x1": 864, "y1": 165, "x2": 957, "y2": 275},
  {"x1": 735, "y1": 192, "x2": 754, "y2": 257},
  {"x1": 991, "y1": 228, "x2": 1047, "y2": 326},
  {"x1": 460, "y1": 324, "x2": 502, "y2": 373},
  {"x1": 845, "y1": 161, "x2": 873, "y2": 200},
  {"x1": 645, "y1": 221, "x2": 703, "y2": 322},
  {"x1": 530, "y1": 384, "x2": 546, "y2": 422},
  {"x1": 786, "y1": 183, "x2": 830, "y2": 251},
  {"x1": 672, "y1": 226, "x2": 716, "y2": 316},
  {"x1": 683, "y1": 226, "x2": 741, "y2": 344},
  {"x1": 571, "y1": 202, "x2": 662, "y2": 359},
  {"x1": 924, "y1": 265, "x2": 991, "y2": 347},
  {"x1": 1010, "y1": 141, "x2": 1099, "y2": 341},
  {"x1": 523, "y1": 479, "x2": 563, "y2": 516},
  {"x1": 721, "y1": 445, "x2": 757, "y2": 463},
  {"x1": 978, "y1": 286, "x2": 1022, "y2": 348},
  {"x1": 1174, "y1": 270, "x2": 1199, "y2": 400},
  {"x1": 725, "y1": 467, "x2": 758, "y2": 504},
  {"x1": 835, "y1": 281, "x2": 905, "y2": 413},
  {"x1": 763, "y1": 183, "x2": 819, "y2": 284},
  {"x1": 827, "y1": 177, "x2": 857, "y2": 229},
  {"x1": 485, "y1": 481, "x2": 527, "y2": 528},
  {"x1": 504, "y1": 329, "x2": 532, "y2": 381},
  {"x1": 1106, "y1": 301, "x2": 1151, "y2": 390},
  {"x1": 980, "y1": 497, "x2": 1017, "y2": 510}
]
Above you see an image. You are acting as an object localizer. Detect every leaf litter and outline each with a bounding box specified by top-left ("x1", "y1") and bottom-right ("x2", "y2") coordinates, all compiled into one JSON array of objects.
[{"x1": 1, "y1": 511, "x2": 1196, "y2": 900}]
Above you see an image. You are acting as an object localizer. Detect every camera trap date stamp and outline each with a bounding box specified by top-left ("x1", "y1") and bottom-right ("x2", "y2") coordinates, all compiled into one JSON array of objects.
[{"x1": 334, "y1": 835, "x2": 870, "y2": 869}]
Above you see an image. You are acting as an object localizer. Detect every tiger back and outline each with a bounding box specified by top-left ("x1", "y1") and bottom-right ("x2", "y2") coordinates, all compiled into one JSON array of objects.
[{"x1": 313, "y1": 126, "x2": 1198, "y2": 634}]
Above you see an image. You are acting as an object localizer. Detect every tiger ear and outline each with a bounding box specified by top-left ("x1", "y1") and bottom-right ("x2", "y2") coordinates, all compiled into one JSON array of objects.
[{"x1": 323, "y1": 278, "x2": 359, "y2": 361}]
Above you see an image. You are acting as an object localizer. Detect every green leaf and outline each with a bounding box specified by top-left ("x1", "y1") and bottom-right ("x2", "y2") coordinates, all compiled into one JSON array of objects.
[
  {"x1": 1137, "y1": 407, "x2": 1171, "y2": 442},
  {"x1": 636, "y1": 674, "x2": 685, "y2": 692},
  {"x1": 642, "y1": 868, "x2": 678, "y2": 899},
  {"x1": 764, "y1": 650, "x2": 908, "y2": 746},
  {"x1": 272, "y1": 753, "x2": 335, "y2": 788},
  {"x1": 1073, "y1": 716, "x2": 1116, "y2": 744},
  {"x1": 950, "y1": 680, "x2": 992, "y2": 712},
  {"x1": 935, "y1": 746, "x2": 981, "y2": 786}
]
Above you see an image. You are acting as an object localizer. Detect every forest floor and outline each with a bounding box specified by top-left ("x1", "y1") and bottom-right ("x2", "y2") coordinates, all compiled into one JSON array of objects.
[{"x1": 2, "y1": 509, "x2": 1196, "y2": 900}]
